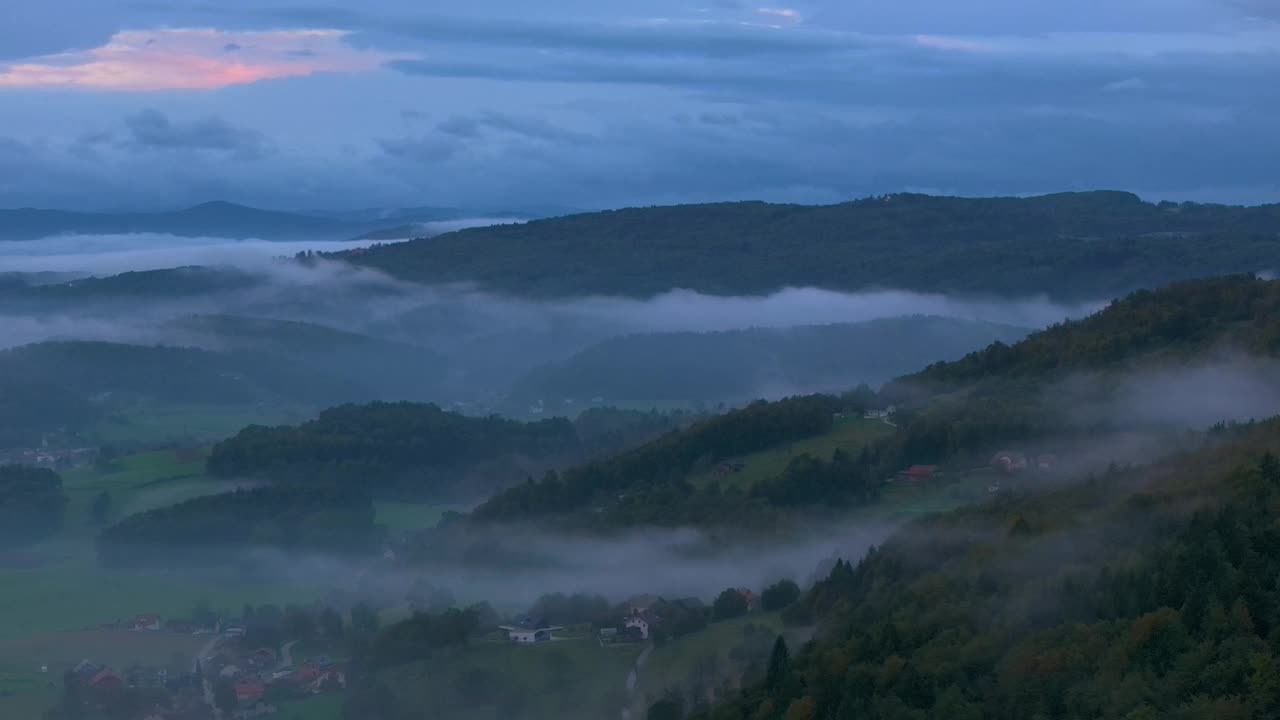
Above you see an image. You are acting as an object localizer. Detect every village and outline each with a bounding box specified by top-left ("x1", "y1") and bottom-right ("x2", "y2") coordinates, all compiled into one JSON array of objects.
[{"x1": 44, "y1": 610, "x2": 347, "y2": 720}]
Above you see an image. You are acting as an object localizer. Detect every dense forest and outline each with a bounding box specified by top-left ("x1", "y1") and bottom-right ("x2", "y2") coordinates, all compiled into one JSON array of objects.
[
  {"x1": 905, "y1": 275, "x2": 1280, "y2": 389},
  {"x1": 472, "y1": 394, "x2": 844, "y2": 526},
  {"x1": 340, "y1": 192, "x2": 1280, "y2": 300},
  {"x1": 505, "y1": 317, "x2": 1028, "y2": 409},
  {"x1": 697, "y1": 422, "x2": 1280, "y2": 720},
  {"x1": 95, "y1": 484, "x2": 380, "y2": 567},
  {"x1": 205, "y1": 402, "x2": 693, "y2": 500},
  {"x1": 0, "y1": 465, "x2": 68, "y2": 545}
]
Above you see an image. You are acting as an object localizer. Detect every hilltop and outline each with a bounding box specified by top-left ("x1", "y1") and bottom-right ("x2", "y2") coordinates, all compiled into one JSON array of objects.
[
  {"x1": 504, "y1": 316, "x2": 1030, "y2": 410},
  {"x1": 340, "y1": 191, "x2": 1280, "y2": 300}
]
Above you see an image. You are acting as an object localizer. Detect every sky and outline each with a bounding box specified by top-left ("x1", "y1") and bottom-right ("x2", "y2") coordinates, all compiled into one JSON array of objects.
[{"x1": 0, "y1": 0, "x2": 1277, "y2": 211}]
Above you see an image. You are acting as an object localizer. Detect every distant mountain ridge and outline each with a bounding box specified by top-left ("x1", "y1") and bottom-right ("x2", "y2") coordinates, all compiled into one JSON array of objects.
[
  {"x1": 338, "y1": 190, "x2": 1280, "y2": 301},
  {"x1": 0, "y1": 201, "x2": 542, "y2": 242}
]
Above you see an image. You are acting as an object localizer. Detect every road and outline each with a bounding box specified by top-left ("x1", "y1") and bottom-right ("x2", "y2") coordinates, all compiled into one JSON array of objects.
[{"x1": 621, "y1": 644, "x2": 653, "y2": 720}]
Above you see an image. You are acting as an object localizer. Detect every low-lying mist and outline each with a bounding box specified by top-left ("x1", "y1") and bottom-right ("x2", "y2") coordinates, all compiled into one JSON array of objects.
[{"x1": 240, "y1": 519, "x2": 900, "y2": 612}]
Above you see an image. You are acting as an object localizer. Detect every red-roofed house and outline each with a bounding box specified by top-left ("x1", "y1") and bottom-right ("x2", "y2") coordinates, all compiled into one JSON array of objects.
[
  {"x1": 901, "y1": 465, "x2": 938, "y2": 480},
  {"x1": 128, "y1": 614, "x2": 162, "y2": 632},
  {"x1": 90, "y1": 669, "x2": 124, "y2": 691},
  {"x1": 235, "y1": 678, "x2": 265, "y2": 703}
]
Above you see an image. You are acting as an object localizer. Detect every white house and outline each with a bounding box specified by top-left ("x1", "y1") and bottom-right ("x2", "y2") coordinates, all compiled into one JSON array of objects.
[
  {"x1": 624, "y1": 615, "x2": 649, "y2": 640},
  {"x1": 864, "y1": 405, "x2": 898, "y2": 419}
]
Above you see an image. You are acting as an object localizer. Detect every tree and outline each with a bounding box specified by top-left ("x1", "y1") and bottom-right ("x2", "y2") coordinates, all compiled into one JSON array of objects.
[
  {"x1": 714, "y1": 589, "x2": 749, "y2": 621},
  {"x1": 766, "y1": 636, "x2": 790, "y2": 690},
  {"x1": 352, "y1": 603, "x2": 380, "y2": 636},
  {"x1": 761, "y1": 579, "x2": 802, "y2": 612},
  {"x1": 319, "y1": 607, "x2": 345, "y2": 641},
  {"x1": 89, "y1": 490, "x2": 112, "y2": 525},
  {"x1": 284, "y1": 605, "x2": 316, "y2": 643}
]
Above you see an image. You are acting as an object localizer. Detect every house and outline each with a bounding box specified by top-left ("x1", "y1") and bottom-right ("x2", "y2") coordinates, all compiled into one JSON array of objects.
[
  {"x1": 128, "y1": 614, "x2": 162, "y2": 632},
  {"x1": 222, "y1": 625, "x2": 246, "y2": 639},
  {"x1": 864, "y1": 405, "x2": 897, "y2": 419},
  {"x1": 219, "y1": 665, "x2": 242, "y2": 679},
  {"x1": 624, "y1": 609, "x2": 660, "y2": 640},
  {"x1": 235, "y1": 678, "x2": 266, "y2": 704},
  {"x1": 735, "y1": 589, "x2": 759, "y2": 611},
  {"x1": 899, "y1": 465, "x2": 938, "y2": 480},
  {"x1": 991, "y1": 451, "x2": 1028, "y2": 472},
  {"x1": 714, "y1": 460, "x2": 746, "y2": 476},
  {"x1": 90, "y1": 669, "x2": 124, "y2": 691},
  {"x1": 598, "y1": 627, "x2": 619, "y2": 644}
]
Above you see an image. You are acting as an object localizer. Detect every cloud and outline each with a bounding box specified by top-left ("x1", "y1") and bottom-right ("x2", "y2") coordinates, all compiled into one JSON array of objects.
[
  {"x1": 123, "y1": 109, "x2": 267, "y2": 154},
  {"x1": 0, "y1": 27, "x2": 405, "y2": 91}
]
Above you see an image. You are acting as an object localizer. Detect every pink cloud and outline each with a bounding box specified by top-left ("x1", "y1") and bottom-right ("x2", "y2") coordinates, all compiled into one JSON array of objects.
[
  {"x1": 0, "y1": 28, "x2": 406, "y2": 91},
  {"x1": 912, "y1": 34, "x2": 997, "y2": 53}
]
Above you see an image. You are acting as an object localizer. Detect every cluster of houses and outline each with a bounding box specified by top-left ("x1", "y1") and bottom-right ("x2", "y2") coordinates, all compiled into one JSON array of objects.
[
  {"x1": 991, "y1": 451, "x2": 1059, "y2": 473},
  {"x1": 498, "y1": 591, "x2": 758, "y2": 647},
  {"x1": 66, "y1": 613, "x2": 344, "y2": 719},
  {"x1": 64, "y1": 659, "x2": 210, "y2": 720},
  {"x1": 0, "y1": 445, "x2": 97, "y2": 469}
]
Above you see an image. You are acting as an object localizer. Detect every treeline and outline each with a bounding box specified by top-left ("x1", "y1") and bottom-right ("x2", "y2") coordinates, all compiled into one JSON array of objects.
[
  {"x1": 206, "y1": 402, "x2": 582, "y2": 495},
  {"x1": 906, "y1": 275, "x2": 1280, "y2": 390},
  {"x1": 96, "y1": 484, "x2": 380, "y2": 567},
  {"x1": 696, "y1": 427, "x2": 1280, "y2": 720},
  {"x1": 0, "y1": 465, "x2": 68, "y2": 545},
  {"x1": 471, "y1": 394, "x2": 841, "y2": 523},
  {"x1": 342, "y1": 191, "x2": 1280, "y2": 300}
]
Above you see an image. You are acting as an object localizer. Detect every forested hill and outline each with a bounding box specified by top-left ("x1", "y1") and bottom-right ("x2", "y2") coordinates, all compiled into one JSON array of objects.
[
  {"x1": 204, "y1": 402, "x2": 690, "y2": 500},
  {"x1": 903, "y1": 274, "x2": 1280, "y2": 390},
  {"x1": 700, "y1": 421, "x2": 1280, "y2": 720},
  {"x1": 339, "y1": 192, "x2": 1280, "y2": 300},
  {"x1": 505, "y1": 316, "x2": 1029, "y2": 409}
]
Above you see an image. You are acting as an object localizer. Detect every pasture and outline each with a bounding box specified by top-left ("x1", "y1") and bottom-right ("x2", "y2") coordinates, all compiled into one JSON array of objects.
[{"x1": 690, "y1": 416, "x2": 895, "y2": 490}]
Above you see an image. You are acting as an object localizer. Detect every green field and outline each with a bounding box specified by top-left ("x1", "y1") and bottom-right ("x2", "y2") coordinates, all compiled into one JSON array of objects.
[
  {"x1": 53, "y1": 448, "x2": 261, "y2": 536},
  {"x1": 276, "y1": 694, "x2": 343, "y2": 720},
  {"x1": 86, "y1": 403, "x2": 313, "y2": 446},
  {"x1": 691, "y1": 416, "x2": 895, "y2": 490},
  {"x1": 380, "y1": 638, "x2": 642, "y2": 720}
]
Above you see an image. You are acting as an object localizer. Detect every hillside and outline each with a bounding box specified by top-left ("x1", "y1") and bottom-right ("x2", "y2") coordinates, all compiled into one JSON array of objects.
[
  {"x1": 505, "y1": 316, "x2": 1030, "y2": 409},
  {"x1": 700, "y1": 421, "x2": 1280, "y2": 720},
  {"x1": 904, "y1": 274, "x2": 1280, "y2": 388},
  {"x1": 0, "y1": 336, "x2": 446, "y2": 448},
  {"x1": 471, "y1": 276, "x2": 1280, "y2": 532},
  {"x1": 340, "y1": 192, "x2": 1280, "y2": 300}
]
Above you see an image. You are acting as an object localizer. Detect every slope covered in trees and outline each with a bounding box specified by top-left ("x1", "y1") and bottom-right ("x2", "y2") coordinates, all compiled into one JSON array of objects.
[
  {"x1": 471, "y1": 394, "x2": 849, "y2": 526},
  {"x1": 341, "y1": 192, "x2": 1280, "y2": 300},
  {"x1": 206, "y1": 402, "x2": 585, "y2": 499},
  {"x1": 905, "y1": 274, "x2": 1280, "y2": 389},
  {"x1": 473, "y1": 276, "x2": 1280, "y2": 531},
  {"x1": 0, "y1": 338, "x2": 442, "y2": 447},
  {"x1": 95, "y1": 484, "x2": 379, "y2": 567},
  {"x1": 698, "y1": 423, "x2": 1280, "y2": 720},
  {"x1": 505, "y1": 317, "x2": 1029, "y2": 409}
]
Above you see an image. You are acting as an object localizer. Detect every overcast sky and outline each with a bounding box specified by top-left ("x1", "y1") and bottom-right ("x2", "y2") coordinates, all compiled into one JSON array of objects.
[{"x1": 1, "y1": 0, "x2": 1277, "y2": 211}]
